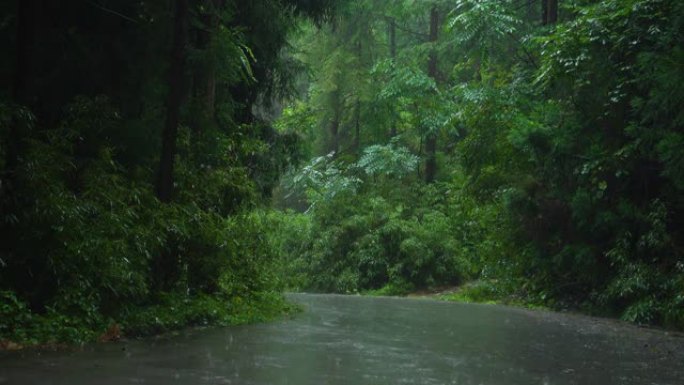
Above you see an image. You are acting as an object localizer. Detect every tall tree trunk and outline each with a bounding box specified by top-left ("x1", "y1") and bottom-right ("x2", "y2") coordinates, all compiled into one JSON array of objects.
[
  {"x1": 527, "y1": 0, "x2": 535, "y2": 22},
  {"x1": 328, "y1": 100, "x2": 341, "y2": 156},
  {"x1": 193, "y1": 0, "x2": 223, "y2": 134},
  {"x1": 157, "y1": 0, "x2": 189, "y2": 203},
  {"x1": 547, "y1": 0, "x2": 558, "y2": 24},
  {"x1": 1, "y1": 0, "x2": 36, "y2": 308},
  {"x1": 5, "y1": 0, "x2": 36, "y2": 175},
  {"x1": 13, "y1": 0, "x2": 34, "y2": 104},
  {"x1": 542, "y1": 0, "x2": 558, "y2": 25},
  {"x1": 328, "y1": 86, "x2": 343, "y2": 156},
  {"x1": 353, "y1": 98, "x2": 361, "y2": 152},
  {"x1": 354, "y1": 38, "x2": 362, "y2": 152},
  {"x1": 153, "y1": 0, "x2": 190, "y2": 292},
  {"x1": 389, "y1": 18, "x2": 396, "y2": 59},
  {"x1": 388, "y1": 17, "x2": 397, "y2": 139},
  {"x1": 425, "y1": 6, "x2": 439, "y2": 184}
]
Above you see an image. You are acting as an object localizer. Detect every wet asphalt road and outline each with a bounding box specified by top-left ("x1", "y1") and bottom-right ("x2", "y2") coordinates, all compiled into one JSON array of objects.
[{"x1": 1, "y1": 293, "x2": 683, "y2": 384}]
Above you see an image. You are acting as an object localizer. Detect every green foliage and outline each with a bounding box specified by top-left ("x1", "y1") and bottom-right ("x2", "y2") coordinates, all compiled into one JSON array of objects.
[
  {"x1": 447, "y1": 0, "x2": 521, "y2": 45},
  {"x1": 291, "y1": 152, "x2": 362, "y2": 206},
  {"x1": 516, "y1": 0, "x2": 684, "y2": 326},
  {"x1": 120, "y1": 291, "x2": 292, "y2": 337},
  {"x1": 356, "y1": 143, "x2": 419, "y2": 177},
  {"x1": 1, "y1": 0, "x2": 683, "y2": 351},
  {"x1": 272, "y1": 0, "x2": 684, "y2": 331},
  {"x1": 0, "y1": 291, "x2": 32, "y2": 342},
  {"x1": 439, "y1": 281, "x2": 509, "y2": 305},
  {"x1": 0, "y1": 0, "x2": 334, "y2": 346},
  {"x1": 0, "y1": 97, "x2": 294, "y2": 345},
  {"x1": 273, "y1": 159, "x2": 497, "y2": 293},
  {"x1": 0, "y1": 290, "x2": 103, "y2": 345}
]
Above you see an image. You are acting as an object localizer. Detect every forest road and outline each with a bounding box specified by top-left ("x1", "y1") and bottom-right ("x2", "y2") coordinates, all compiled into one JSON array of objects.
[{"x1": 1, "y1": 293, "x2": 683, "y2": 385}]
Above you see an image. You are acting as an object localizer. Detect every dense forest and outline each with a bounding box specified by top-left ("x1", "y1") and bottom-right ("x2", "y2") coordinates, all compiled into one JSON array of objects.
[
  {"x1": 271, "y1": 0, "x2": 684, "y2": 328},
  {"x1": 1, "y1": 0, "x2": 683, "y2": 346},
  {"x1": 0, "y1": 0, "x2": 335, "y2": 345}
]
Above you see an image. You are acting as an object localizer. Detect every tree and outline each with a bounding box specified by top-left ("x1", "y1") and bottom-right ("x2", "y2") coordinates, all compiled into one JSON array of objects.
[
  {"x1": 157, "y1": 0, "x2": 190, "y2": 203},
  {"x1": 273, "y1": 0, "x2": 684, "y2": 330},
  {"x1": 542, "y1": 0, "x2": 558, "y2": 25},
  {"x1": 192, "y1": 0, "x2": 225, "y2": 133},
  {"x1": 424, "y1": 5, "x2": 439, "y2": 184},
  {"x1": 388, "y1": 16, "x2": 398, "y2": 138},
  {"x1": 0, "y1": 0, "x2": 340, "y2": 343},
  {"x1": 4, "y1": 0, "x2": 36, "y2": 177}
]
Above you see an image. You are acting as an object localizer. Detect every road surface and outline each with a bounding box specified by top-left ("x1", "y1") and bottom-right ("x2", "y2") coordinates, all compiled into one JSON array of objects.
[{"x1": 1, "y1": 293, "x2": 683, "y2": 384}]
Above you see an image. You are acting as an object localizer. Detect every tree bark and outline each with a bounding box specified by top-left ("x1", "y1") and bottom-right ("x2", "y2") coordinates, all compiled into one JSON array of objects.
[
  {"x1": 388, "y1": 17, "x2": 397, "y2": 138},
  {"x1": 547, "y1": 0, "x2": 558, "y2": 24},
  {"x1": 13, "y1": 0, "x2": 35, "y2": 104},
  {"x1": 329, "y1": 90, "x2": 341, "y2": 155},
  {"x1": 193, "y1": 0, "x2": 223, "y2": 134},
  {"x1": 425, "y1": 6, "x2": 439, "y2": 184},
  {"x1": 389, "y1": 18, "x2": 396, "y2": 59},
  {"x1": 353, "y1": 98, "x2": 361, "y2": 152},
  {"x1": 354, "y1": 38, "x2": 362, "y2": 152},
  {"x1": 542, "y1": 0, "x2": 558, "y2": 25},
  {"x1": 157, "y1": 0, "x2": 189, "y2": 203},
  {"x1": 5, "y1": 0, "x2": 36, "y2": 175},
  {"x1": 527, "y1": 0, "x2": 535, "y2": 22}
]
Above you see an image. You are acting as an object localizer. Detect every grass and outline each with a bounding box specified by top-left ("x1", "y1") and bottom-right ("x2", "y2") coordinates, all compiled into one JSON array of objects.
[
  {"x1": 360, "y1": 280, "x2": 551, "y2": 312},
  {"x1": 436, "y1": 280, "x2": 551, "y2": 311}
]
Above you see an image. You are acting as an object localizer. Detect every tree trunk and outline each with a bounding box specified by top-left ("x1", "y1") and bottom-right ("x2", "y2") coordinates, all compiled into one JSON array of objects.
[
  {"x1": 13, "y1": 0, "x2": 35, "y2": 104},
  {"x1": 389, "y1": 18, "x2": 396, "y2": 59},
  {"x1": 527, "y1": 0, "x2": 535, "y2": 22},
  {"x1": 330, "y1": 112, "x2": 340, "y2": 155},
  {"x1": 547, "y1": 0, "x2": 558, "y2": 24},
  {"x1": 193, "y1": 0, "x2": 223, "y2": 134},
  {"x1": 5, "y1": 0, "x2": 36, "y2": 175},
  {"x1": 542, "y1": 0, "x2": 558, "y2": 25},
  {"x1": 388, "y1": 17, "x2": 397, "y2": 138},
  {"x1": 0, "y1": 0, "x2": 38, "y2": 309},
  {"x1": 354, "y1": 38, "x2": 362, "y2": 152},
  {"x1": 425, "y1": 6, "x2": 439, "y2": 184},
  {"x1": 157, "y1": 0, "x2": 189, "y2": 203},
  {"x1": 329, "y1": 90, "x2": 341, "y2": 155},
  {"x1": 353, "y1": 98, "x2": 361, "y2": 152}
]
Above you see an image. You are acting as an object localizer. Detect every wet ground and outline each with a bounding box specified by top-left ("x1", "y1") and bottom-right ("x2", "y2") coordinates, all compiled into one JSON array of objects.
[{"x1": 1, "y1": 293, "x2": 683, "y2": 384}]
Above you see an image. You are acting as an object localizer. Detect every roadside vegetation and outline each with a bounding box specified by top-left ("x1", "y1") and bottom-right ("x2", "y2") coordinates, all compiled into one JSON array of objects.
[
  {"x1": 1, "y1": 0, "x2": 683, "y2": 348},
  {"x1": 270, "y1": 0, "x2": 684, "y2": 330},
  {"x1": 0, "y1": 0, "x2": 333, "y2": 347}
]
